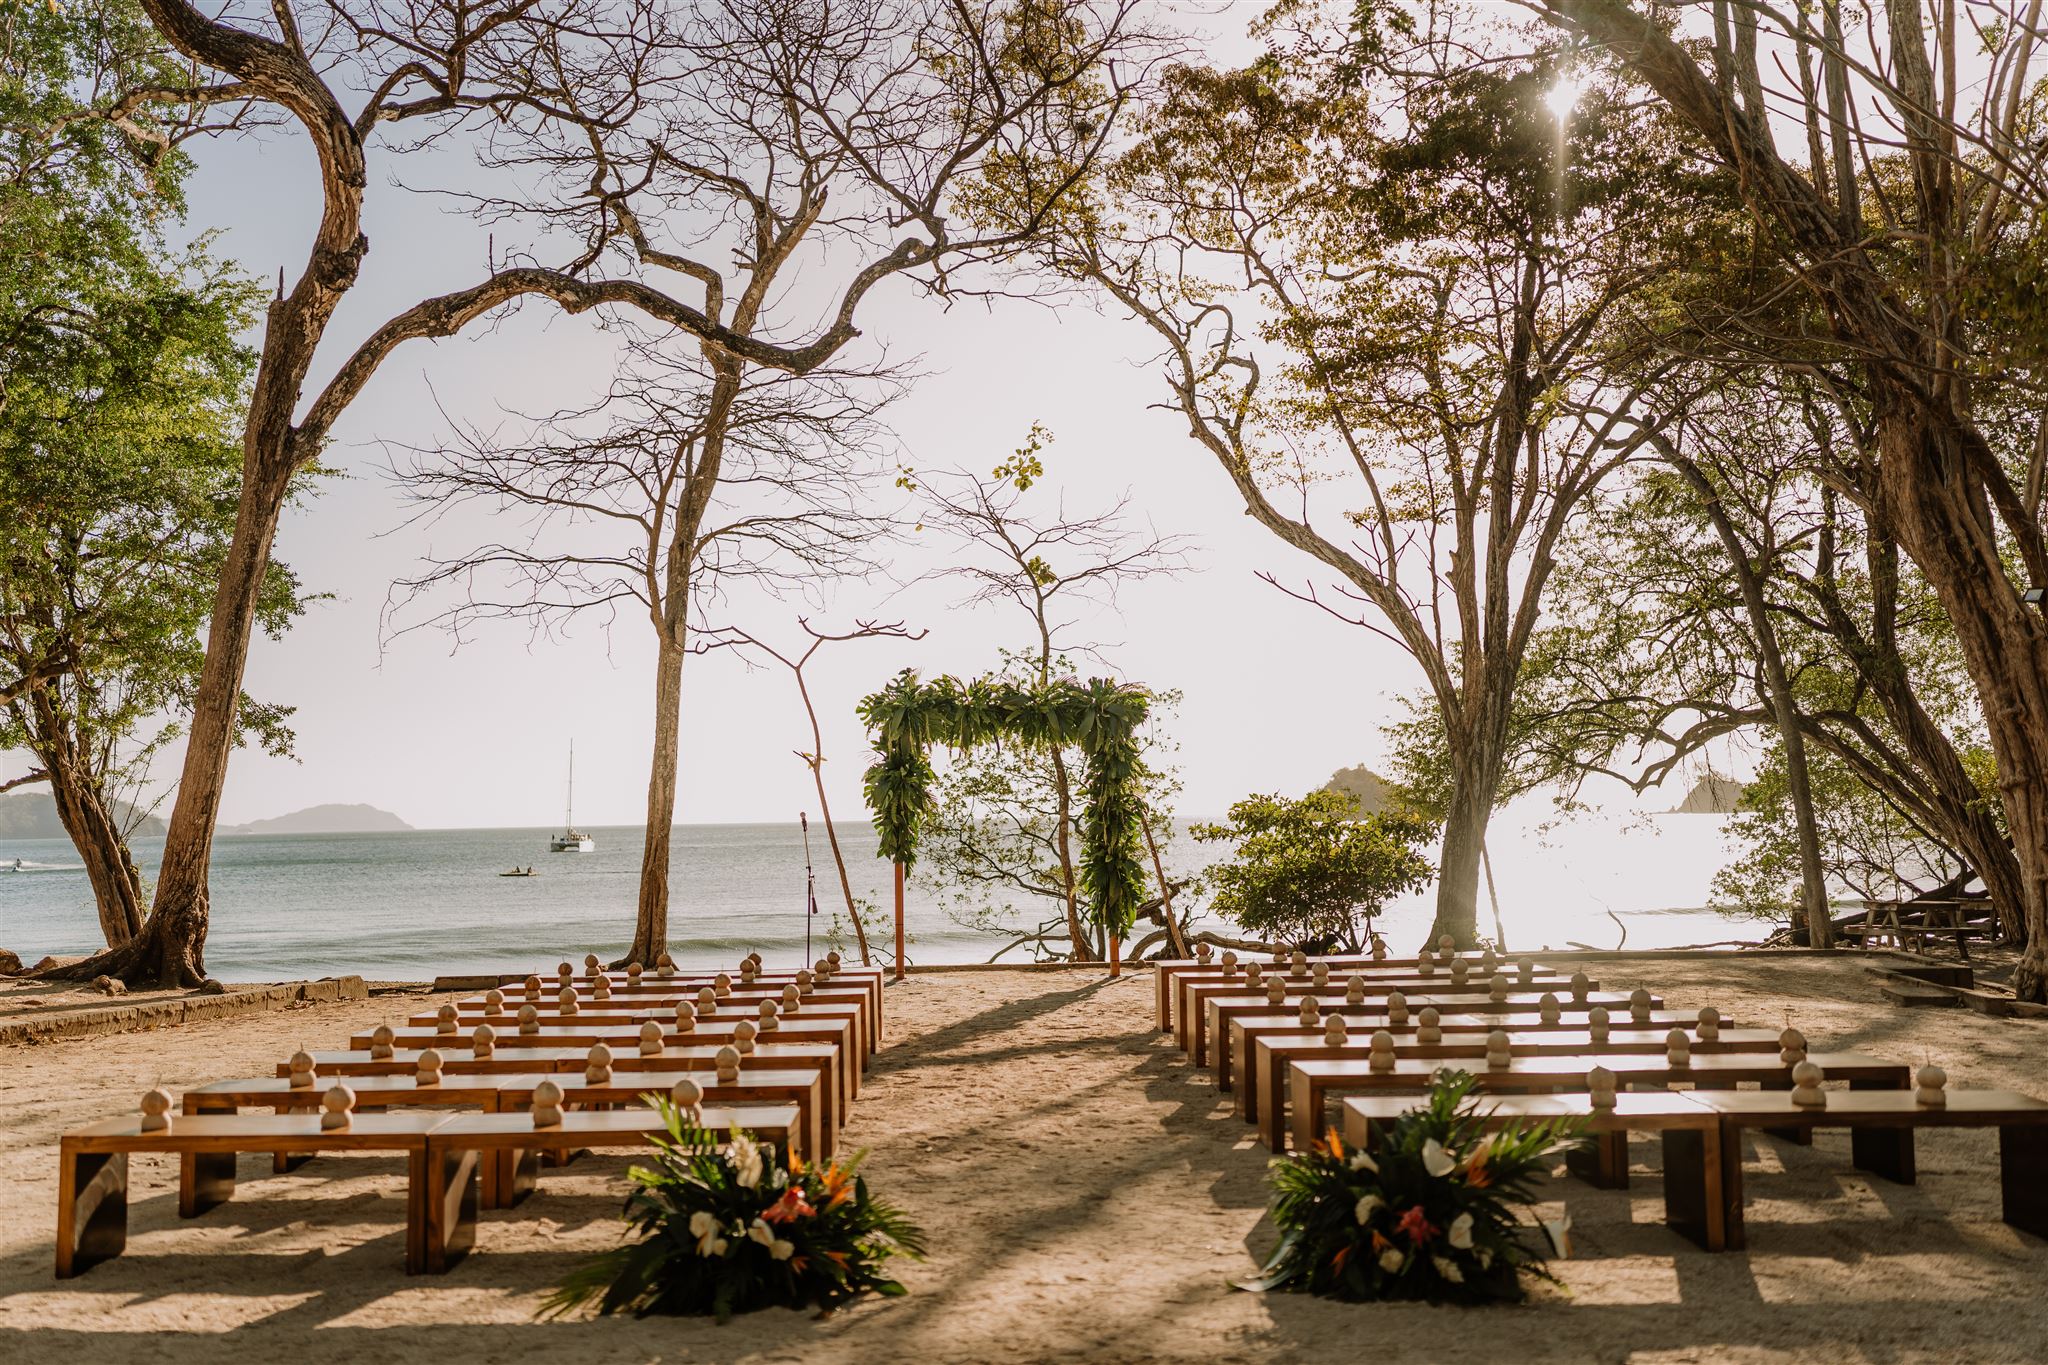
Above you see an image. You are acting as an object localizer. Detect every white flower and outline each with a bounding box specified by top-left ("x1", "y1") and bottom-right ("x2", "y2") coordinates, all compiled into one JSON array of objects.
[
  {"x1": 1421, "y1": 1138, "x2": 1456, "y2": 1178},
  {"x1": 1353, "y1": 1194, "x2": 1384, "y2": 1225},
  {"x1": 729, "y1": 1135, "x2": 765, "y2": 1190},
  {"x1": 1348, "y1": 1150, "x2": 1379, "y2": 1174},
  {"x1": 689, "y1": 1211, "x2": 716, "y2": 1239},
  {"x1": 1477, "y1": 1247, "x2": 1494, "y2": 1270},
  {"x1": 1378, "y1": 1248, "x2": 1404, "y2": 1273},
  {"x1": 1447, "y1": 1212, "x2": 1474, "y2": 1250},
  {"x1": 747, "y1": 1218, "x2": 775, "y2": 1248},
  {"x1": 1433, "y1": 1255, "x2": 1465, "y2": 1284},
  {"x1": 770, "y1": 1238, "x2": 795, "y2": 1261},
  {"x1": 703, "y1": 1236, "x2": 728, "y2": 1257}
]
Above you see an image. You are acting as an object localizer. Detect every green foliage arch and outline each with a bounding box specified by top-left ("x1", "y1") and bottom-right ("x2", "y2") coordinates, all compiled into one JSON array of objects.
[{"x1": 858, "y1": 669, "x2": 1152, "y2": 938}]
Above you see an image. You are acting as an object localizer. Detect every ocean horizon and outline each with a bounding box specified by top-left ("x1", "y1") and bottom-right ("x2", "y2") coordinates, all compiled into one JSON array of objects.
[{"x1": 2, "y1": 812, "x2": 1763, "y2": 980}]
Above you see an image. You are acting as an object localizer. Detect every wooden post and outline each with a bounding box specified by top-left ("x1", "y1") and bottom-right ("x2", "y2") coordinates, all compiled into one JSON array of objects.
[
  {"x1": 893, "y1": 861, "x2": 906, "y2": 983},
  {"x1": 1110, "y1": 934, "x2": 1122, "y2": 979}
]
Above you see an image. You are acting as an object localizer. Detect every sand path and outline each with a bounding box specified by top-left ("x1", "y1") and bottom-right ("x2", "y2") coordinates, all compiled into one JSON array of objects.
[{"x1": 2, "y1": 956, "x2": 2046, "y2": 1362}]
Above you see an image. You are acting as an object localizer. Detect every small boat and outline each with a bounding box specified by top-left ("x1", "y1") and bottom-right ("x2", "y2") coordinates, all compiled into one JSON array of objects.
[
  {"x1": 550, "y1": 740, "x2": 596, "y2": 853},
  {"x1": 501, "y1": 866, "x2": 539, "y2": 878}
]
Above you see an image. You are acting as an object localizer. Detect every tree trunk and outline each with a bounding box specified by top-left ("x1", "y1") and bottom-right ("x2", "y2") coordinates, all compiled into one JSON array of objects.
[
  {"x1": 44, "y1": 759, "x2": 146, "y2": 948},
  {"x1": 1876, "y1": 419, "x2": 2048, "y2": 999},
  {"x1": 22, "y1": 683, "x2": 147, "y2": 948},
  {"x1": 39, "y1": 465, "x2": 295, "y2": 987},
  {"x1": 626, "y1": 638, "x2": 686, "y2": 966},
  {"x1": 1667, "y1": 453, "x2": 1833, "y2": 947},
  {"x1": 1427, "y1": 753, "x2": 1500, "y2": 950},
  {"x1": 1048, "y1": 747, "x2": 1096, "y2": 959},
  {"x1": 796, "y1": 666, "x2": 871, "y2": 966}
]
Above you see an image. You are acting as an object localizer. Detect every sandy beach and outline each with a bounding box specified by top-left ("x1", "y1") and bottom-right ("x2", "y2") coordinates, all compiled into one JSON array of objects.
[{"x1": 3, "y1": 955, "x2": 2046, "y2": 1364}]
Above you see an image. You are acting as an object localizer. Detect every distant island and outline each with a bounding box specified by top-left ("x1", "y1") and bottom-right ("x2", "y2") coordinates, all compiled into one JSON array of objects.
[
  {"x1": 0, "y1": 791, "x2": 167, "y2": 839},
  {"x1": 217, "y1": 803, "x2": 414, "y2": 836},
  {"x1": 1319, "y1": 764, "x2": 1393, "y2": 815},
  {"x1": 1668, "y1": 774, "x2": 1747, "y2": 814}
]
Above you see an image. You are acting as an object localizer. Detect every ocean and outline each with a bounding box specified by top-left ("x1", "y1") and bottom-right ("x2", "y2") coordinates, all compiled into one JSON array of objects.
[{"x1": 0, "y1": 812, "x2": 1761, "y2": 980}]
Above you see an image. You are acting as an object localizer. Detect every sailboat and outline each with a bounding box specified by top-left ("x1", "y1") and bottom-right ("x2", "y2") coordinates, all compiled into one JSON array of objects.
[{"x1": 549, "y1": 741, "x2": 596, "y2": 852}]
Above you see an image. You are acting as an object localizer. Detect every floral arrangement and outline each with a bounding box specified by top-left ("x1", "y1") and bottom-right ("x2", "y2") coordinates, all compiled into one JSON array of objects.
[
  {"x1": 1241, "y1": 1071, "x2": 1584, "y2": 1304},
  {"x1": 543, "y1": 1096, "x2": 925, "y2": 1321}
]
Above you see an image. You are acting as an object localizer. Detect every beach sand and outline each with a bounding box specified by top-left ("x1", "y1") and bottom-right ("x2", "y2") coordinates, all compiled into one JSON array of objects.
[{"x1": 2, "y1": 954, "x2": 2045, "y2": 1363}]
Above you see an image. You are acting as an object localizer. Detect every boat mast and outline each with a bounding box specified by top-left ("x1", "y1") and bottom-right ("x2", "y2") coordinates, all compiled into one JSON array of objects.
[{"x1": 565, "y1": 740, "x2": 575, "y2": 831}]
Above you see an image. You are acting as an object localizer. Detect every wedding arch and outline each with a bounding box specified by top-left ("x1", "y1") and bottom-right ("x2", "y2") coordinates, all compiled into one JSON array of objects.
[{"x1": 856, "y1": 669, "x2": 1152, "y2": 979}]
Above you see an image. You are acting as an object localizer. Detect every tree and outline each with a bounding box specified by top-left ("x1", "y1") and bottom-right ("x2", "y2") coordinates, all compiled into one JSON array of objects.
[
  {"x1": 904, "y1": 429, "x2": 1192, "y2": 959},
  {"x1": 1520, "y1": 370, "x2": 2026, "y2": 947},
  {"x1": 1, "y1": 0, "x2": 305, "y2": 950},
  {"x1": 1193, "y1": 790, "x2": 1435, "y2": 954},
  {"x1": 1045, "y1": 7, "x2": 1707, "y2": 948},
  {"x1": 707, "y1": 617, "x2": 929, "y2": 967},
  {"x1": 389, "y1": 338, "x2": 896, "y2": 965},
  {"x1": 1521, "y1": 0, "x2": 2048, "y2": 997},
  {"x1": 70, "y1": 0, "x2": 1154, "y2": 985}
]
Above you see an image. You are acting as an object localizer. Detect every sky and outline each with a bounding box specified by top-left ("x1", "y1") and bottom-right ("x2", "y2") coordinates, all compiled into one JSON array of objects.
[{"x1": 0, "y1": 2, "x2": 1740, "y2": 835}]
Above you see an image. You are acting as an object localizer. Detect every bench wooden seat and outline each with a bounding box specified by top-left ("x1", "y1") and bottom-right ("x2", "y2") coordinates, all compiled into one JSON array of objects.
[
  {"x1": 1193, "y1": 988, "x2": 1646, "y2": 1067},
  {"x1": 428, "y1": 998, "x2": 876, "y2": 1064},
  {"x1": 56, "y1": 1111, "x2": 450, "y2": 1278},
  {"x1": 1154, "y1": 956, "x2": 1564, "y2": 1031},
  {"x1": 1339, "y1": 1092, "x2": 1728, "y2": 1250},
  {"x1": 1220, "y1": 1017, "x2": 1758, "y2": 1091},
  {"x1": 1177, "y1": 973, "x2": 1587, "y2": 1055},
  {"x1": 1282, "y1": 1051, "x2": 1910, "y2": 1151},
  {"x1": 362, "y1": 1015, "x2": 862, "y2": 1071},
  {"x1": 419, "y1": 1105, "x2": 801, "y2": 1272},
  {"x1": 1240, "y1": 1028, "x2": 1780, "y2": 1123},
  {"x1": 1687, "y1": 1088, "x2": 2048, "y2": 1248}
]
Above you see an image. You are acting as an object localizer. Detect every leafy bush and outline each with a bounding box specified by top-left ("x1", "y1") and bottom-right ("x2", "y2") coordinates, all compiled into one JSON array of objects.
[
  {"x1": 1242, "y1": 1071, "x2": 1583, "y2": 1304},
  {"x1": 544, "y1": 1097, "x2": 925, "y2": 1321},
  {"x1": 1194, "y1": 790, "x2": 1434, "y2": 952}
]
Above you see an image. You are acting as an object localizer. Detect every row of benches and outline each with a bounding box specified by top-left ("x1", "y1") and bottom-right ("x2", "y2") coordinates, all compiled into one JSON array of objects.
[
  {"x1": 1150, "y1": 943, "x2": 2048, "y2": 1253},
  {"x1": 57, "y1": 953, "x2": 883, "y2": 1279}
]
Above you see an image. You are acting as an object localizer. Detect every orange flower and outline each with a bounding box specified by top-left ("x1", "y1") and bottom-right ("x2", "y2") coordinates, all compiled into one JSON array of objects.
[
  {"x1": 825, "y1": 1250, "x2": 849, "y2": 1268},
  {"x1": 1463, "y1": 1142, "x2": 1495, "y2": 1190},
  {"x1": 1370, "y1": 1230, "x2": 1394, "y2": 1254},
  {"x1": 1329, "y1": 1243, "x2": 1352, "y2": 1274},
  {"x1": 763, "y1": 1186, "x2": 816, "y2": 1224},
  {"x1": 1325, "y1": 1128, "x2": 1345, "y2": 1160}
]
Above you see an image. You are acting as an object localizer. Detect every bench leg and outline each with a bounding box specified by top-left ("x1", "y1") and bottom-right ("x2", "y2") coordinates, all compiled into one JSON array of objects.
[
  {"x1": 2000, "y1": 1122, "x2": 2048, "y2": 1240},
  {"x1": 423, "y1": 1146, "x2": 478, "y2": 1273},
  {"x1": 179, "y1": 1149, "x2": 238, "y2": 1218},
  {"x1": 1658, "y1": 1126, "x2": 1726, "y2": 1252},
  {"x1": 1567, "y1": 1130, "x2": 1629, "y2": 1189},
  {"x1": 57, "y1": 1147, "x2": 128, "y2": 1278},
  {"x1": 1667, "y1": 1123, "x2": 1745, "y2": 1250},
  {"x1": 503, "y1": 1146, "x2": 540, "y2": 1209}
]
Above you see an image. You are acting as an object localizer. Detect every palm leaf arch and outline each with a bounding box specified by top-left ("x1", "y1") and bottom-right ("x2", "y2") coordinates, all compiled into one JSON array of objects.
[{"x1": 857, "y1": 668, "x2": 1153, "y2": 939}]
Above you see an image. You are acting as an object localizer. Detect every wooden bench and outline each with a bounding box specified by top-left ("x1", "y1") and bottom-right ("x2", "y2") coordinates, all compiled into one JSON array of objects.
[
  {"x1": 1220, "y1": 1013, "x2": 1736, "y2": 1093},
  {"x1": 1195, "y1": 987, "x2": 1644, "y2": 1068},
  {"x1": 364, "y1": 1015, "x2": 862, "y2": 1074},
  {"x1": 420, "y1": 1105, "x2": 801, "y2": 1272},
  {"x1": 1177, "y1": 972, "x2": 1581, "y2": 1057},
  {"x1": 1154, "y1": 955, "x2": 1563, "y2": 1031},
  {"x1": 386, "y1": 1001, "x2": 873, "y2": 1066},
  {"x1": 1339, "y1": 1092, "x2": 1729, "y2": 1251},
  {"x1": 1689, "y1": 1088, "x2": 2048, "y2": 1249},
  {"x1": 56, "y1": 1111, "x2": 449, "y2": 1277},
  {"x1": 1241, "y1": 1028, "x2": 1779, "y2": 1124},
  {"x1": 1283, "y1": 1051, "x2": 1911, "y2": 1151}
]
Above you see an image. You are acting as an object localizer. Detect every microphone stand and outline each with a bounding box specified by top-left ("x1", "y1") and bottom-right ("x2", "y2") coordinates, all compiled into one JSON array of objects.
[{"x1": 800, "y1": 812, "x2": 818, "y2": 964}]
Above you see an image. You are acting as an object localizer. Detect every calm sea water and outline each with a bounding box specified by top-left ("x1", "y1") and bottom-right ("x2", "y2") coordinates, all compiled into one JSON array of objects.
[{"x1": 0, "y1": 814, "x2": 1759, "y2": 980}]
